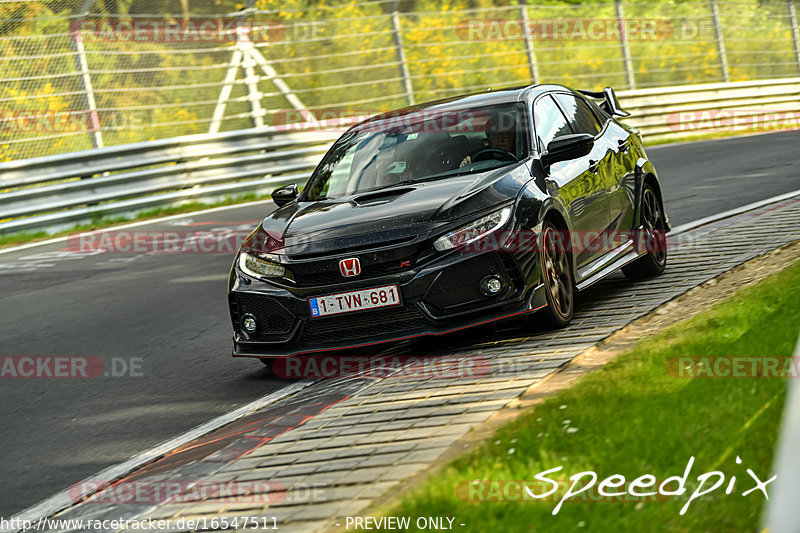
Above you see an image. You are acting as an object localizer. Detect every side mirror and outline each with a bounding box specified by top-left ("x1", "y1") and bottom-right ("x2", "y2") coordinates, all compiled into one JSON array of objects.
[
  {"x1": 271, "y1": 184, "x2": 298, "y2": 207},
  {"x1": 541, "y1": 134, "x2": 594, "y2": 167}
]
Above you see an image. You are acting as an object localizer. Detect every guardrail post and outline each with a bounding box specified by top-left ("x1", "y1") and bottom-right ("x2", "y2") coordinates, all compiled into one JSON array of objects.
[
  {"x1": 709, "y1": 0, "x2": 730, "y2": 82},
  {"x1": 69, "y1": 0, "x2": 103, "y2": 149},
  {"x1": 615, "y1": 0, "x2": 636, "y2": 90},
  {"x1": 519, "y1": 4, "x2": 540, "y2": 84},
  {"x1": 789, "y1": 0, "x2": 800, "y2": 74},
  {"x1": 391, "y1": 11, "x2": 415, "y2": 106}
]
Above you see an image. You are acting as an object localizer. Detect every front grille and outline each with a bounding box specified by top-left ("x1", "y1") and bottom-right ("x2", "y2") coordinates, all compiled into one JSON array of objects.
[
  {"x1": 288, "y1": 235, "x2": 415, "y2": 260},
  {"x1": 299, "y1": 305, "x2": 430, "y2": 345},
  {"x1": 293, "y1": 261, "x2": 404, "y2": 286},
  {"x1": 289, "y1": 242, "x2": 423, "y2": 287},
  {"x1": 237, "y1": 295, "x2": 295, "y2": 337}
]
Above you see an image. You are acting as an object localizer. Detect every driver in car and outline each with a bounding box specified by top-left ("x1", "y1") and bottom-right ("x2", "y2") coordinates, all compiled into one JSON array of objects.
[{"x1": 460, "y1": 114, "x2": 517, "y2": 167}]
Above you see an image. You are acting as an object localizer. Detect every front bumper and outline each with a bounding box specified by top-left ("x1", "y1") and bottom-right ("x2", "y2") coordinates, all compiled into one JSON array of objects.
[{"x1": 229, "y1": 249, "x2": 546, "y2": 357}]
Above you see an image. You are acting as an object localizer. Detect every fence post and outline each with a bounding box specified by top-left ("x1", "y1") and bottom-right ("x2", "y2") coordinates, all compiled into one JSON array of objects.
[
  {"x1": 69, "y1": 0, "x2": 103, "y2": 149},
  {"x1": 709, "y1": 0, "x2": 730, "y2": 82},
  {"x1": 615, "y1": 0, "x2": 636, "y2": 89},
  {"x1": 519, "y1": 4, "x2": 539, "y2": 84},
  {"x1": 789, "y1": 0, "x2": 800, "y2": 74},
  {"x1": 391, "y1": 11, "x2": 415, "y2": 106}
]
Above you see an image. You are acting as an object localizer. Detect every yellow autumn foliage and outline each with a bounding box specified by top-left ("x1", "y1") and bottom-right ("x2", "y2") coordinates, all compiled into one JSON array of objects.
[{"x1": 0, "y1": 0, "x2": 797, "y2": 160}]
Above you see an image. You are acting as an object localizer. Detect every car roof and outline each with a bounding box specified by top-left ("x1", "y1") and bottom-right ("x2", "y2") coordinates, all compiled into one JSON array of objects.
[{"x1": 353, "y1": 84, "x2": 573, "y2": 129}]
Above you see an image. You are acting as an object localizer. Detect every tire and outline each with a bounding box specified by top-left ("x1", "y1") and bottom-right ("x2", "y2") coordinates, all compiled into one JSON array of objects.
[
  {"x1": 539, "y1": 221, "x2": 574, "y2": 328},
  {"x1": 622, "y1": 182, "x2": 667, "y2": 280}
]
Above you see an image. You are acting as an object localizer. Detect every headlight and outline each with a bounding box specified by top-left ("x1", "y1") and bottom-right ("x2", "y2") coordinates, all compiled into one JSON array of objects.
[
  {"x1": 238, "y1": 252, "x2": 285, "y2": 279},
  {"x1": 433, "y1": 207, "x2": 512, "y2": 252}
]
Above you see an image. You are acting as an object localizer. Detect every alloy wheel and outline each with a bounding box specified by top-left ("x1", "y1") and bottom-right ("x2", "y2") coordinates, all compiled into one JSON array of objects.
[
  {"x1": 543, "y1": 227, "x2": 573, "y2": 318},
  {"x1": 641, "y1": 187, "x2": 667, "y2": 265}
]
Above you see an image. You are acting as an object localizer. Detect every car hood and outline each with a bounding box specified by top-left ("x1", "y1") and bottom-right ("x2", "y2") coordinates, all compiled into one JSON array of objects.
[{"x1": 249, "y1": 161, "x2": 532, "y2": 257}]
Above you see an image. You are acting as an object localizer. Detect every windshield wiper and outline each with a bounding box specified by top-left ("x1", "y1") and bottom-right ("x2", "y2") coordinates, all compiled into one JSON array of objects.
[{"x1": 355, "y1": 179, "x2": 419, "y2": 194}]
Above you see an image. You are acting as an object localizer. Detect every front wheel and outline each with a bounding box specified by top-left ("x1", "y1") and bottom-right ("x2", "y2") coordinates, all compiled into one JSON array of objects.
[
  {"x1": 623, "y1": 183, "x2": 667, "y2": 280},
  {"x1": 539, "y1": 222, "x2": 574, "y2": 328}
]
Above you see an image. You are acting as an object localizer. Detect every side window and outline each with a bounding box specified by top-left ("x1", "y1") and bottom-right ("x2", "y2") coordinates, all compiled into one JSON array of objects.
[
  {"x1": 585, "y1": 98, "x2": 611, "y2": 124},
  {"x1": 553, "y1": 93, "x2": 602, "y2": 136},
  {"x1": 533, "y1": 95, "x2": 573, "y2": 151}
]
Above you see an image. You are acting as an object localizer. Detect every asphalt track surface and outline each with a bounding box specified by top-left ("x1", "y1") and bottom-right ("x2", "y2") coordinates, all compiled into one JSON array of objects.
[{"x1": 0, "y1": 130, "x2": 798, "y2": 517}]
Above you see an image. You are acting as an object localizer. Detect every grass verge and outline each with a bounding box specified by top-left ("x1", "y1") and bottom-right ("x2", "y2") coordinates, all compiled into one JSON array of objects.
[
  {"x1": 386, "y1": 259, "x2": 800, "y2": 532},
  {"x1": 0, "y1": 193, "x2": 268, "y2": 250}
]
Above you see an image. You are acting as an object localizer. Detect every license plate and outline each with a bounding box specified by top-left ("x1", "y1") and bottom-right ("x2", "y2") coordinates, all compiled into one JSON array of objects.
[{"x1": 308, "y1": 284, "x2": 401, "y2": 318}]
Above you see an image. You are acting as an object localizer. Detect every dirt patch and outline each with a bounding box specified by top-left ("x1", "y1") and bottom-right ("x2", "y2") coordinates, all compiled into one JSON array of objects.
[{"x1": 360, "y1": 238, "x2": 800, "y2": 521}]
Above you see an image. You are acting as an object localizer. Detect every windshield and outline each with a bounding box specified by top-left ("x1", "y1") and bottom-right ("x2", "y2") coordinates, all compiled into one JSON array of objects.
[{"x1": 303, "y1": 102, "x2": 528, "y2": 201}]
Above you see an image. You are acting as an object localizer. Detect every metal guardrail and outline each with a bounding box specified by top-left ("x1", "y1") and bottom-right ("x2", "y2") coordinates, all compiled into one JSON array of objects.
[
  {"x1": 620, "y1": 77, "x2": 800, "y2": 141},
  {"x1": 1, "y1": 77, "x2": 798, "y2": 236},
  {"x1": 0, "y1": 127, "x2": 339, "y2": 234}
]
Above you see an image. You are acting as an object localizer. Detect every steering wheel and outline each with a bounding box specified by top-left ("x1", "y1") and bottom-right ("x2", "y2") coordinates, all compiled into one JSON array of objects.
[{"x1": 472, "y1": 148, "x2": 518, "y2": 162}]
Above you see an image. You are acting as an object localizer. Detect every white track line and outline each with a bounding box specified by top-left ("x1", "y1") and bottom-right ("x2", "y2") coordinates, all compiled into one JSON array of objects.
[
  {"x1": 669, "y1": 188, "x2": 800, "y2": 235},
  {"x1": 6, "y1": 380, "x2": 315, "y2": 530}
]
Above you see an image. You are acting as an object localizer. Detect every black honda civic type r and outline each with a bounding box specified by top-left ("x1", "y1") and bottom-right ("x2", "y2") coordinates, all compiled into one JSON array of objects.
[{"x1": 228, "y1": 84, "x2": 669, "y2": 362}]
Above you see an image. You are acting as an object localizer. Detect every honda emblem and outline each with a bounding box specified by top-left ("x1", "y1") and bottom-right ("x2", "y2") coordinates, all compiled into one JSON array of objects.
[{"x1": 339, "y1": 258, "x2": 361, "y2": 277}]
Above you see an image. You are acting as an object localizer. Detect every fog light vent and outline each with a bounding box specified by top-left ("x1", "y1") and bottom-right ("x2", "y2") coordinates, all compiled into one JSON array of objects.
[
  {"x1": 480, "y1": 275, "x2": 503, "y2": 296},
  {"x1": 242, "y1": 314, "x2": 257, "y2": 333}
]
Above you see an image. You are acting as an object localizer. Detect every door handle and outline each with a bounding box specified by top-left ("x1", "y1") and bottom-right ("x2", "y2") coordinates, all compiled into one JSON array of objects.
[
  {"x1": 618, "y1": 138, "x2": 630, "y2": 152},
  {"x1": 588, "y1": 159, "x2": 599, "y2": 173}
]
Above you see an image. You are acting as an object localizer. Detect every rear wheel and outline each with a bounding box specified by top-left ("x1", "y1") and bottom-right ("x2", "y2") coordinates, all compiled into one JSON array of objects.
[
  {"x1": 623, "y1": 183, "x2": 667, "y2": 279},
  {"x1": 539, "y1": 221, "x2": 574, "y2": 328}
]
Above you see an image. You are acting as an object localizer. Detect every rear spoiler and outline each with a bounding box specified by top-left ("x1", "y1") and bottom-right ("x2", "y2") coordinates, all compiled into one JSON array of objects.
[{"x1": 578, "y1": 87, "x2": 630, "y2": 117}]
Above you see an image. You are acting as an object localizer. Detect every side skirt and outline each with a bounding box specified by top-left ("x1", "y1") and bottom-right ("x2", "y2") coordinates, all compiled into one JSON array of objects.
[{"x1": 574, "y1": 238, "x2": 644, "y2": 291}]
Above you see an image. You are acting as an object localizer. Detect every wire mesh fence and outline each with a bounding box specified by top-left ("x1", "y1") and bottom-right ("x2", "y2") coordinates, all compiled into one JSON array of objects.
[{"x1": 1, "y1": 0, "x2": 799, "y2": 161}]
